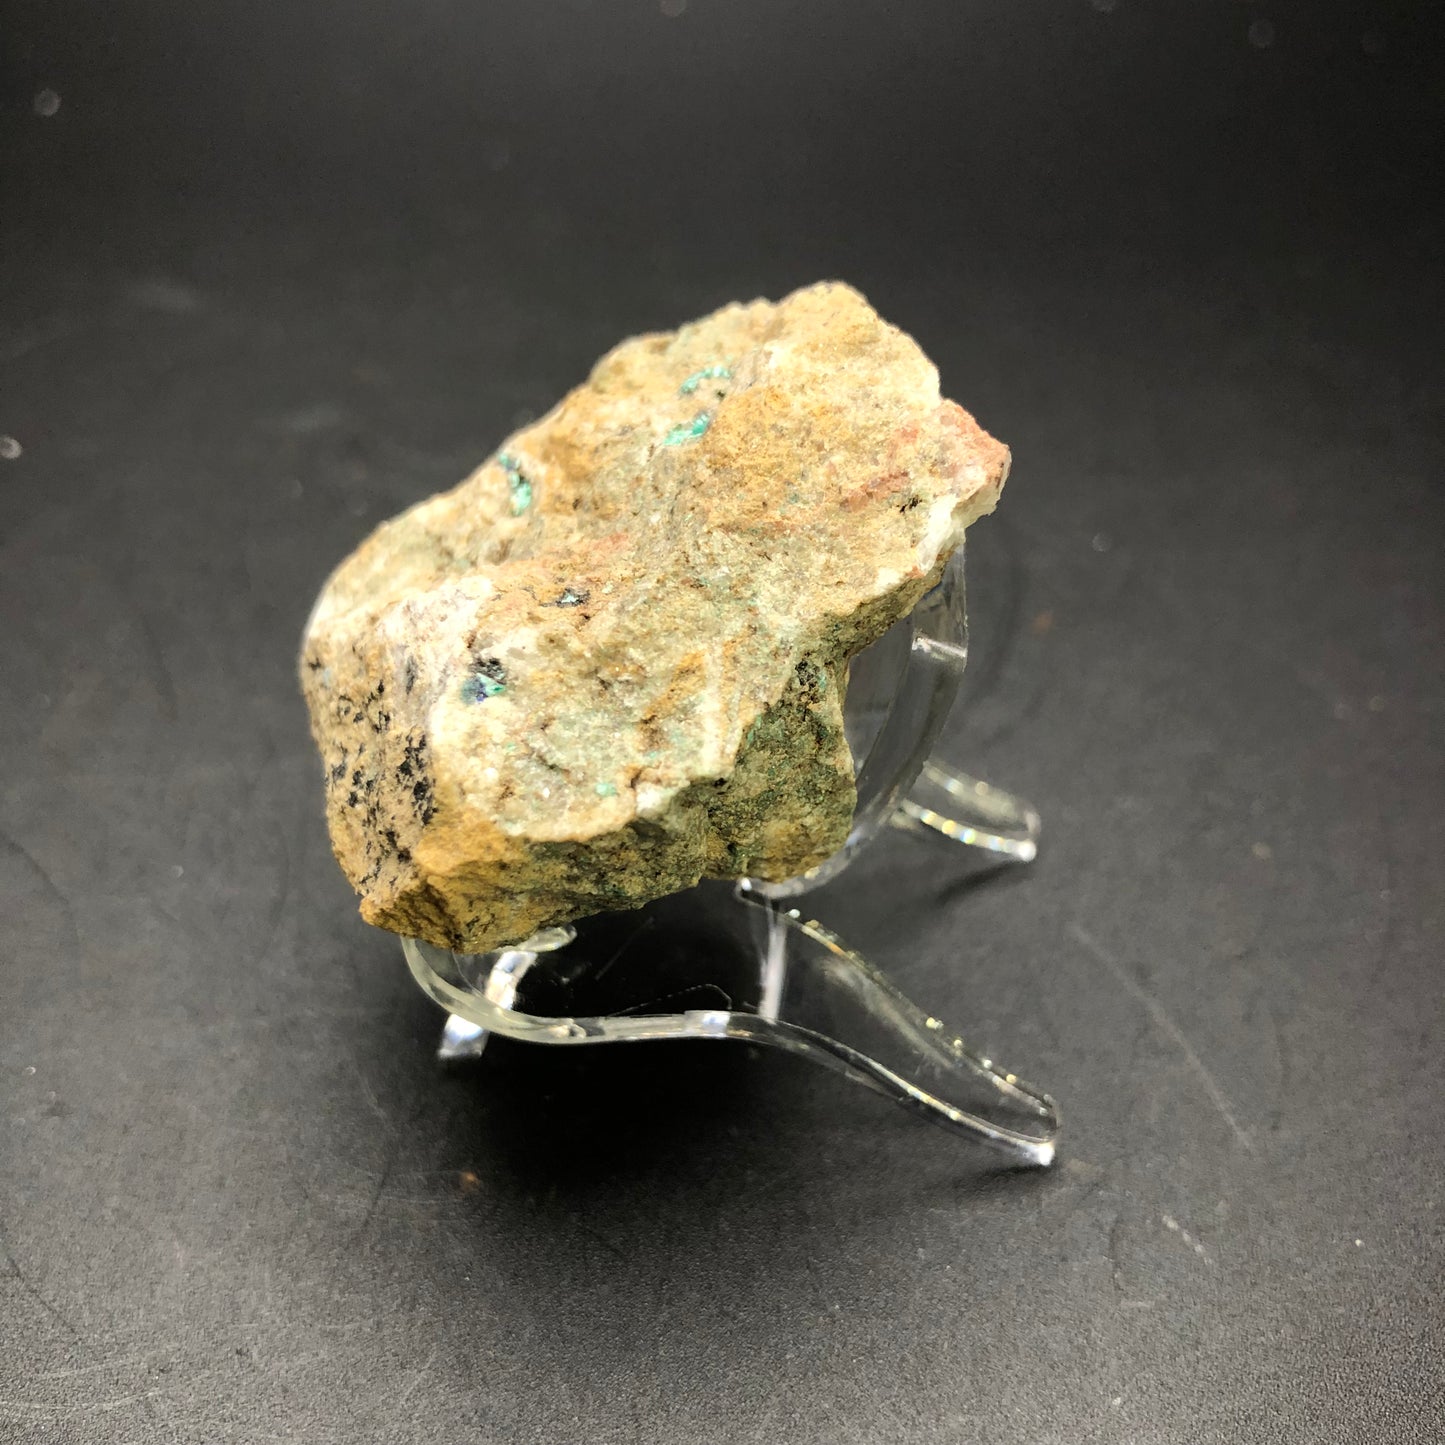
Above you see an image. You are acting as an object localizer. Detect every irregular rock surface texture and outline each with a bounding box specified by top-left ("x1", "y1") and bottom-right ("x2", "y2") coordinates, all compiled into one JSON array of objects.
[{"x1": 301, "y1": 282, "x2": 1010, "y2": 951}]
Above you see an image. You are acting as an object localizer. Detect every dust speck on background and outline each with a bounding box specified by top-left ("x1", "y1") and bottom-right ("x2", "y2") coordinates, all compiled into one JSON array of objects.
[
  {"x1": 33, "y1": 88, "x2": 61, "y2": 117},
  {"x1": 1248, "y1": 18, "x2": 1276, "y2": 49},
  {"x1": 0, "y1": 436, "x2": 23, "y2": 460}
]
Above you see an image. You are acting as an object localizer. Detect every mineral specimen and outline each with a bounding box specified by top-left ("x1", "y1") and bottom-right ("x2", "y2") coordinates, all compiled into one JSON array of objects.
[{"x1": 300, "y1": 282, "x2": 1009, "y2": 951}]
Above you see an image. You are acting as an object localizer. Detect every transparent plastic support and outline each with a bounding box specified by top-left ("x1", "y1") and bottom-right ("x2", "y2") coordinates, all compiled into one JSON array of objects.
[{"x1": 400, "y1": 544, "x2": 1060, "y2": 1166}]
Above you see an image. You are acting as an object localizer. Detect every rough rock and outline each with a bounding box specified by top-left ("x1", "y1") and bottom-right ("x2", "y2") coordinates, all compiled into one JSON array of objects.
[{"x1": 300, "y1": 282, "x2": 1010, "y2": 952}]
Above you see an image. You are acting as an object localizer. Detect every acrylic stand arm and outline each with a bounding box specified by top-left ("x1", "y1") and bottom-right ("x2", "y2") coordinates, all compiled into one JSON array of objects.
[{"x1": 893, "y1": 760, "x2": 1041, "y2": 862}]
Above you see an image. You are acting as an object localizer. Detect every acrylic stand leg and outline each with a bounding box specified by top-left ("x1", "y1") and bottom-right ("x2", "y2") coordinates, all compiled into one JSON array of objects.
[
  {"x1": 736, "y1": 883, "x2": 1058, "y2": 1167},
  {"x1": 436, "y1": 1013, "x2": 489, "y2": 1063}
]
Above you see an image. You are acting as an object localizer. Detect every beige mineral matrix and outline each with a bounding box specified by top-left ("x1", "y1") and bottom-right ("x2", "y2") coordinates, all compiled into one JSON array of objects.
[{"x1": 300, "y1": 283, "x2": 1010, "y2": 951}]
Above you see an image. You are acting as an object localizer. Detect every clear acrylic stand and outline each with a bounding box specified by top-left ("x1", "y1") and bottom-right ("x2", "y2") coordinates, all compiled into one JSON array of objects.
[{"x1": 402, "y1": 545, "x2": 1060, "y2": 1167}]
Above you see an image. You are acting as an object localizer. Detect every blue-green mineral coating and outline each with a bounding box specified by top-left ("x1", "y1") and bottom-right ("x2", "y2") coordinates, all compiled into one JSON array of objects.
[
  {"x1": 660, "y1": 412, "x2": 712, "y2": 446},
  {"x1": 463, "y1": 676, "x2": 506, "y2": 702},
  {"x1": 497, "y1": 453, "x2": 533, "y2": 515},
  {"x1": 679, "y1": 364, "x2": 732, "y2": 396},
  {"x1": 463, "y1": 658, "x2": 508, "y2": 702}
]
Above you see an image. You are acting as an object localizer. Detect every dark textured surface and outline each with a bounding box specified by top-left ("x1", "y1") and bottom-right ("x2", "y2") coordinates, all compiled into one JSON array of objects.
[{"x1": 2, "y1": 3, "x2": 1443, "y2": 1441}]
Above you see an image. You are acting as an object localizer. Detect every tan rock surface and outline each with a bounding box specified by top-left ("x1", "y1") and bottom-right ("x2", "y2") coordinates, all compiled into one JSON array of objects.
[{"x1": 300, "y1": 282, "x2": 1009, "y2": 951}]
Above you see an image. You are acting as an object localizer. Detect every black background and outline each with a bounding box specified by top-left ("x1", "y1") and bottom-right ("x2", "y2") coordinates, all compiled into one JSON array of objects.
[{"x1": 2, "y1": 2, "x2": 1442, "y2": 1441}]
